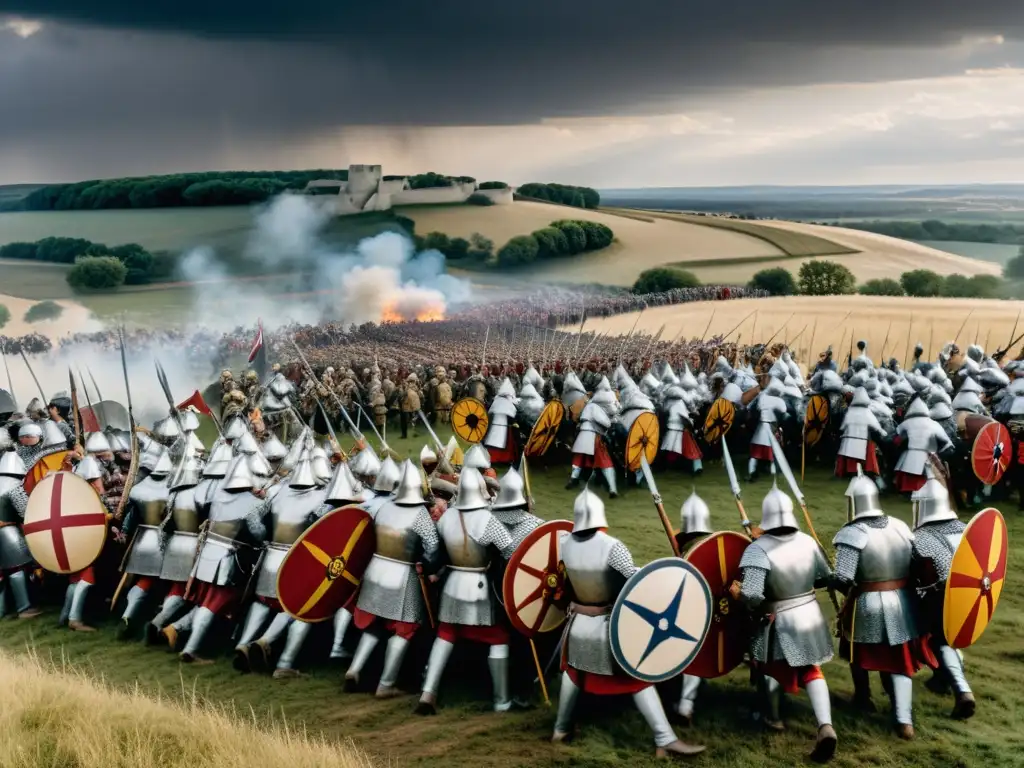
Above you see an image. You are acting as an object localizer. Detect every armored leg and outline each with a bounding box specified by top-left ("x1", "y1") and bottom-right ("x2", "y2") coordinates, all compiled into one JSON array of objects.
[
  {"x1": 566, "y1": 465, "x2": 581, "y2": 489},
  {"x1": 601, "y1": 467, "x2": 618, "y2": 497},
  {"x1": 761, "y1": 675, "x2": 784, "y2": 728},
  {"x1": 937, "y1": 645, "x2": 971, "y2": 695},
  {"x1": 634, "y1": 685, "x2": 705, "y2": 755},
  {"x1": 677, "y1": 674, "x2": 701, "y2": 720},
  {"x1": 692, "y1": 459, "x2": 703, "y2": 474},
  {"x1": 330, "y1": 607, "x2": 354, "y2": 660},
  {"x1": 377, "y1": 635, "x2": 411, "y2": 697},
  {"x1": 416, "y1": 637, "x2": 455, "y2": 714},
  {"x1": 890, "y1": 673, "x2": 913, "y2": 730},
  {"x1": 8, "y1": 571, "x2": 37, "y2": 616},
  {"x1": 121, "y1": 584, "x2": 148, "y2": 622},
  {"x1": 150, "y1": 595, "x2": 186, "y2": 631},
  {"x1": 68, "y1": 580, "x2": 94, "y2": 631},
  {"x1": 274, "y1": 620, "x2": 312, "y2": 675},
  {"x1": 345, "y1": 632, "x2": 380, "y2": 689},
  {"x1": 59, "y1": 583, "x2": 74, "y2": 626},
  {"x1": 850, "y1": 667, "x2": 874, "y2": 711},
  {"x1": 236, "y1": 602, "x2": 272, "y2": 648},
  {"x1": 747, "y1": 457, "x2": 758, "y2": 480},
  {"x1": 172, "y1": 606, "x2": 197, "y2": 632},
  {"x1": 552, "y1": 672, "x2": 579, "y2": 740},
  {"x1": 251, "y1": 612, "x2": 293, "y2": 672},
  {"x1": 489, "y1": 644, "x2": 512, "y2": 712},
  {"x1": 807, "y1": 678, "x2": 838, "y2": 763},
  {"x1": 180, "y1": 607, "x2": 216, "y2": 662}
]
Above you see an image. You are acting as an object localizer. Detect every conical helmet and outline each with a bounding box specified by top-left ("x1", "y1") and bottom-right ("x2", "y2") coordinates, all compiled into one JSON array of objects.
[
  {"x1": 234, "y1": 430, "x2": 259, "y2": 455},
  {"x1": 444, "y1": 436, "x2": 463, "y2": 469},
  {"x1": 903, "y1": 397, "x2": 929, "y2": 419},
  {"x1": 911, "y1": 467, "x2": 958, "y2": 529},
  {"x1": 279, "y1": 429, "x2": 309, "y2": 473},
  {"x1": 222, "y1": 455, "x2": 257, "y2": 491},
  {"x1": 850, "y1": 387, "x2": 871, "y2": 409},
  {"x1": 0, "y1": 451, "x2": 27, "y2": 478},
  {"x1": 492, "y1": 467, "x2": 528, "y2": 510},
  {"x1": 106, "y1": 430, "x2": 131, "y2": 454},
  {"x1": 260, "y1": 389, "x2": 286, "y2": 412},
  {"x1": 84, "y1": 431, "x2": 111, "y2": 454},
  {"x1": 170, "y1": 444, "x2": 202, "y2": 490},
  {"x1": 454, "y1": 466, "x2": 490, "y2": 511},
  {"x1": 203, "y1": 442, "x2": 234, "y2": 478},
  {"x1": 248, "y1": 450, "x2": 273, "y2": 478},
  {"x1": 139, "y1": 438, "x2": 166, "y2": 471},
  {"x1": 17, "y1": 422, "x2": 42, "y2": 441},
  {"x1": 261, "y1": 433, "x2": 288, "y2": 462},
  {"x1": 74, "y1": 453, "x2": 103, "y2": 482},
  {"x1": 373, "y1": 456, "x2": 402, "y2": 493},
  {"x1": 760, "y1": 482, "x2": 799, "y2": 531},
  {"x1": 25, "y1": 397, "x2": 44, "y2": 416},
  {"x1": 392, "y1": 460, "x2": 426, "y2": 506},
  {"x1": 572, "y1": 488, "x2": 607, "y2": 533},
  {"x1": 497, "y1": 378, "x2": 517, "y2": 399},
  {"x1": 178, "y1": 409, "x2": 201, "y2": 432},
  {"x1": 311, "y1": 445, "x2": 332, "y2": 484},
  {"x1": 420, "y1": 444, "x2": 437, "y2": 466},
  {"x1": 151, "y1": 450, "x2": 173, "y2": 478},
  {"x1": 288, "y1": 451, "x2": 318, "y2": 489},
  {"x1": 350, "y1": 444, "x2": 382, "y2": 479},
  {"x1": 42, "y1": 420, "x2": 67, "y2": 449},
  {"x1": 223, "y1": 417, "x2": 248, "y2": 441},
  {"x1": 323, "y1": 461, "x2": 363, "y2": 505},
  {"x1": 680, "y1": 491, "x2": 712, "y2": 537},
  {"x1": 153, "y1": 416, "x2": 181, "y2": 442},
  {"x1": 844, "y1": 465, "x2": 883, "y2": 521},
  {"x1": 463, "y1": 443, "x2": 491, "y2": 470}
]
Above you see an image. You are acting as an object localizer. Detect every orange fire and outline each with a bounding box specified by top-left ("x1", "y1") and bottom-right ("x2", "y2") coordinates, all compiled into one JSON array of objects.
[{"x1": 380, "y1": 301, "x2": 446, "y2": 324}]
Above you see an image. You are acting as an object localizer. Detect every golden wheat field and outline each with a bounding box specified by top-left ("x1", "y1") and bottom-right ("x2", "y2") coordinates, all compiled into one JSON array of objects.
[
  {"x1": 575, "y1": 296, "x2": 1024, "y2": 368},
  {"x1": 0, "y1": 649, "x2": 374, "y2": 768}
]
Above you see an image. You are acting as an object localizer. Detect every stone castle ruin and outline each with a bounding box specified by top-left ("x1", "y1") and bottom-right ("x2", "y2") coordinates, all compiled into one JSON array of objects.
[{"x1": 303, "y1": 165, "x2": 513, "y2": 216}]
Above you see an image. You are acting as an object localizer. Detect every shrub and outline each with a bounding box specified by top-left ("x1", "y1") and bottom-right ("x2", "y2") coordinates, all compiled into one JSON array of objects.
[
  {"x1": 422, "y1": 232, "x2": 451, "y2": 253},
  {"x1": 576, "y1": 221, "x2": 614, "y2": 250},
  {"x1": 749, "y1": 267, "x2": 797, "y2": 296},
  {"x1": 148, "y1": 250, "x2": 178, "y2": 280},
  {"x1": 633, "y1": 267, "x2": 701, "y2": 294},
  {"x1": 517, "y1": 182, "x2": 600, "y2": 209},
  {"x1": 552, "y1": 221, "x2": 587, "y2": 254},
  {"x1": 407, "y1": 172, "x2": 454, "y2": 189},
  {"x1": 497, "y1": 235, "x2": 540, "y2": 268},
  {"x1": 24, "y1": 300, "x2": 65, "y2": 322},
  {"x1": 858, "y1": 278, "x2": 904, "y2": 296},
  {"x1": 532, "y1": 227, "x2": 570, "y2": 260},
  {"x1": 0, "y1": 304, "x2": 9, "y2": 329},
  {"x1": 798, "y1": 260, "x2": 856, "y2": 295},
  {"x1": 478, "y1": 181, "x2": 509, "y2": 190},
  {"x1": 394, "y1": 214, "x2": 416, "y2": 235},
  {"x1": 446, "y1": 237, "x2": 470, "y2": 260},
  {"x1": 942, "y1": 273, "x2": 1001, "y2": 298},
  {"x1": 467, "y1": 233, "x2": 494, "y2": 263},
  {"x1": 900, "y1": 268, "x2": 944, "y2": 297},
  {"x1": 66, "y1": 256, "x2": 127, "y2": 291},
  {"x1": 466, "y1": 193, "x2": 494, "y2": 206},
  {"x1": 1005, "y1": 247, "x2": 1024, "y2": 279},
  {"x1": 967, "y1": 274, "x2": 1001, "y2": 298}
]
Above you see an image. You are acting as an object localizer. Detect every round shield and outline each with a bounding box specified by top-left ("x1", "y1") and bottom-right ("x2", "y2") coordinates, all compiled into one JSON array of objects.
[
  {"x1": 277, "y1": 505, "x2": 375, "y2": 623},
  {"x1": 569, "y1": 395, "x2": 589, "y2": 423},
  {"x1": 503, "y1": 519, "x2": 573, "y2": 637},
  {"x1": 804, "y1": 394, "x2": 829, "y2": 447},
  {"x1": 452, "y1": 397, "x2": 489, "y2": 443},
  {"x1": 525, "y1": 400, "x2": 565, "y2": 458},
  {"x1": 610, "y1": 558, "x2": 713, "y2": 683},
  {"x1": 682, "y1": 531, "x2": 751, "y2": 678},
  {"x1": 23, "y1": 471, "x2": 107, "y2": 575},
  {"x1": 626, "y1": 411, "x2": 660, "y2": 472},
  {"x1": 971, "y1": 421, "x2": 1012, "y2": 486},
  {"x1": 23, "y1": 450, "x2": 71, "y2": 495},
  {"x1": 943, "y1": 507, "x2": 1008, "y2": 649},
  {"x1": 703, "y1": 398, "x2": 735, "y2": 444}
]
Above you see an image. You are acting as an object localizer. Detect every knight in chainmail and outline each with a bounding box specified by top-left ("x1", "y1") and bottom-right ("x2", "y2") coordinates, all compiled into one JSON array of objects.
[
  {"x1": 831, "y1": 469, "x2": 928, "y2": 740},
  {"x1": 490, "y1": 467, "x2": 542, "y2": 548},
  {"x1": 0, "y1": 446, "x2": 40, "y2": 620},
  {"x1": 734, "y1": 483, "x2": 836, "y2": 763},
  {"x1": 674, "y1": 491, "x2": 714, "y2": 726},
  {"x1": 162, "y1": 455, "x2": 265, "y2": 664},
  {"x1": 344, "y1": 460, "x2": 440, "y2": 698},
  {"x1": 909, "y1": 470, "x2": 976, "y2": 720},
  {"x1": 552, "y1": 488, "x2": 704, "y2": 758}
]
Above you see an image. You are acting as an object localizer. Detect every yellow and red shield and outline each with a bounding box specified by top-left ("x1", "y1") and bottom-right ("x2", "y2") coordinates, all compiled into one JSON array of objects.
[
  {"x1": 804, "y1": 394, "x2": 829, "y2": 447},
  {"x1": 971, "y1": 422, "x2": 1012, "y2": 486},
  {"x1": 943, "y1": 507, "x2": 1008, "y2": 649},
  {"x1": 23, "y1": 471, "x2": 107, "y2": 575},
  {"x1": 525, "y1": 400, "x2": 565, "y2": 458},
  {"x1": 276, "y1": 505, "x2": 375, "y2": 623},
  {"x1": 23, "y1": 451, "x2": 70, "y2": 495},
  {"x1": 503, "y1": 520, "x2": 573, "y2": 637},
  {"x1": 703, "y1": 398, "x2": 735, "y2": 444},
  {"x1": 682, "y1": 531, "x2": 751, "y2": 678},
  {"x1": 568, "y1": 395, "x2": 589, "y2": 423},
  {"x1": 451, "y1": 397, "x2": 489, "y2": 443},
  {"x1": 626, "y1": 411, "x2": 660, "y2": 472}
]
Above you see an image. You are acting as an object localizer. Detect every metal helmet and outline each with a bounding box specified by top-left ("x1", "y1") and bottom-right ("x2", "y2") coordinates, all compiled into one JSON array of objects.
[
  {"x1": 760, "y1": 482, "x2": 799, "y2": 531},
  {"x1": 350, "y1": 445, "x2": 382, "y2": 479},
  {"x1": 572, "y1": 488, "x2": 608, "y2": 533},
  {"x1": 454, "y1": 466, "x2": 490, "y2": 511},
  {"x1": 496, "y1": 378, "x2": 517, "y2": 400},
  {"x1": 903, "y1": 397, "x2": 929, "y2": 419},
  {"x1": 0, "y1": 451, "x2": 27, "y2": 478},
  {"x1": 491, "y1": 467, "x2": 528, "y2": 510},
  {"x1": 680, "y1": 491, "x2": 712, "y2": 537},
  {"x1": 392, "y1": 460, "x2": 426, "y2": 506},
  {"x1": 84, "y1": 431, "x2": 111, "y2": 454},
  {"x1": 911, "y1": 466, "x2": 957, "y2": 528},
  {"x1": 234, "y1": 430, "x2": 259, "y2": 456},
  {"x1": 203, "y1": 442, "x2": 234, "y2": 478},
  {"x1": 279, "y1": 429, "x2": 309, "y2": 473},
  {"x1": 0, "y1": 428, "x2": 12, "y2": 452},
  {"x1": 248, "y1": 450, "x2": 274, "y2": 478},
  {"x1": 311, "y1": 445, "x2": 332, "y2": 484},
  {"x1": 222, "y1": 455, "x2": 257, "y2": 491},
  {"x1": 463, "y1": 443, "x2": 491, "y2": 470},
  {"x1": 74, "y1": 453, "x2": 104, "y2": 482},
  {"x1": 445, "y1": 436, "x2": 463, "y2": 469},
  {"x1": 107, "y1": 430, "x2": 131, "y2": 454},
  {"x1": 323, "y1": 461, "x2": 363, "y2": 505},
  {"x1": 261, "y1": 433, "x2": 288, "y2": 462},
  {"x1": 42, "y1": 420, "x2": 67, "y2": 449},
  {"x1": 25, "y1": 397, "x2": 44, "y2": 417},
  {"x1": 17, "y1": 422, "x2": 42, "y2": 440},
  {"x1": 150, "y1": 450, "x2": 173, "y2": 478},
  {"x1": 967, "y1": 344, "x2": 984, "y2": 363},
  {"x1": 260, "y1": 390, "x2": 286, "y2": 412},
  {"x1": 844, "y1": 465, "x2": 883, "y2": 521},
  {"x1": 153, "y1": 416, "x2": 181, "y2": 442},
  {"x1": 373, "y1": 456, "x2": 402, "y2": 493},
  {"x1": 288, "y1": 452, "x2": 318, "y2": 489},
  {"x1": 420, "y1": 444, "x2": 437, "y2": 466},
  {"x1": 850, "y1": 387, "x2": 871, "y2": 409},
  {"x1": 170, "y1": 446, "x2": 202, "y2": 490},
  {"x1": 140, "y1": 438, "x2": 166, "y2": 472},
  {"x1": 178, "y1": 409, "x2": 201, "y2": 432},
  {"x1": 223, "y1": 417, "x2": 248, "y2": 441}
]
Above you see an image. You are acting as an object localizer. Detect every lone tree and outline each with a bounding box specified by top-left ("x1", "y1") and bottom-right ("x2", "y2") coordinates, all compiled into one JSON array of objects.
[
  {"x1": 798, "y1": 260, "x2": 855, "y2": 295},
  {"x1": 633, "y1": 267, "x2": 700, "y2": 294},
  {"x1": 1004, "y1": 246, "x2": 1024, "y2": 280},
  {"x1": 66, "y1": 256, "x2": 128, "y2": 291},
  {"x1": 900, "y1": 269, "x2": 944, "y2": 297},
  {"x1": 749, "y1": 267, "x2": 797, "y2": 296}
]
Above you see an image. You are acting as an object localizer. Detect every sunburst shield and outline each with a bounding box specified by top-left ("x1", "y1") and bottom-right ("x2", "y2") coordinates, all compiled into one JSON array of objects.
[
  {"x1": 609, "y1": 558, "x2": 713, "y2": 683},
  {"x1": 971, "y1": 422, "x2": 1012, "y2": 486},
  {"x1": 804, "y1": 394, "x2": 829, "y2": 447},
  {"x1": 452, "y1": 397, "x2": 489, "y2": 443},
  {"x1": 503, "y1": 519, "x2": 573, "y2": 637},
  {"x1": 525, "y1": 400, "x2": 565, "y2": 458},
  {"x1": 626, "y1": 411, "x2": 659, "y2": 472},
  {"x1": 943, "y1": 507, "x2": 1008, "y2": 649},
  {"x1": 703, "y1": 398, "x2": 735, "y2": 444}
]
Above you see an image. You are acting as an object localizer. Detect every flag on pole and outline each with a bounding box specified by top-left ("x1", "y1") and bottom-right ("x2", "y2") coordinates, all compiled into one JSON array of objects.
[
  {"x1": 176, "y1": 390, "x2": 213, "y2": 417},
  {"x1": 248, "y1": 320, "x2": 264, "y2": 363},
  {"x1": 248, "y1": 320, "x2": 268, "y2": 381}
]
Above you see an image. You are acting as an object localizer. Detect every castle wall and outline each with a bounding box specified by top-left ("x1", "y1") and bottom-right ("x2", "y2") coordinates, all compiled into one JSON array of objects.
[{"x1": 390, "y1": 186, "x2": 473, "y2": 205}]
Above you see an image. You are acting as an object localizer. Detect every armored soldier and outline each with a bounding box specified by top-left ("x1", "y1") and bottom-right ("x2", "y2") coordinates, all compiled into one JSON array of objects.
[
  {"x1": 345, "y1": 461, "x2": 440, "y2": 697},
  {"x1": 748, "y1": 378, "x2": 787, "y2": 481},
  {"x1": 674, "y1": 492, "x2": 713, "y2": 725},
  {"x1": 483, "y1": 378, "x2": 519, "y2": 465},
  {"x1": 400, "y1": 374, "x2": 421, "y2": 439},
  {"x1": 660, "y1": 386, "x2": 703, "y2": 475},
  {"x1": 567, "y1": 400, "x2": 617, "y2": 497},
  {"x1": 163, "y1": 456, "x2": 265, "y2": 663},
  {"x1": 435, "y1": 367, "x2": 453, "y2": 424},
  {"x1": 0, "y1": 450, "x2": 40, "y2": 619},
  {"x1": 234, "y1": 449, "x2": 327, "y2": 678},
  {"x1": 552, "y1": 489, "x2": 705, "y2": 758},
  {"x1": 836, "y1": 388, "x2": 885, "y2": 483},
  {"x1": 222, "y1": 385, "x2": 247, "y2": 421},
  {"x1": 490, "y1": 467, "x2": 542, "y2": 547},
  {"x1": 910, "y1": 471, "x2": 975, "y2": 720},
  {"x1": 417, "y1": 467, "x2": 517, "y2": 714},
  {"x1": 14, "y1": 420, "x2": 67, "y2": 472},
  {"x1": 116, "y1": 450, "x2": 173, "y2": 638},
  {"x1": 894, "y1": 397, "x2": 953, "y2": 493},
  {"x1": 370, "y1": 383, "x2": 387, "y2": 432},
  {"x1": 732, "y1": 484, "x2": 836, "y2": 762}
]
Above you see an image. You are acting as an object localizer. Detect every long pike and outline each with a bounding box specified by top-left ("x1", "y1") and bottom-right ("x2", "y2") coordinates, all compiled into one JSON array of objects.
[
  {"x1": 995, "y1": 310, "x2": 1021, "y2": 361},
  {"x1": 18, "y1": 349, "x2": 46, "y2": 404},
  {"x1": 638, "y1": 454, "x2": 680, "y2": 557},
  {"x1": 1, "y1": 349, "x2": 14, "y2": 407},
  {"x1": 722, "y1": 309, "x2": 757, "y2": 341},
  {"x1": 953, "y1": 310, "x2": 974, "y2": 348},
  {"x1": 68, "y1": 371, "x2": 82, "y2": 450},
  {"x1": 720, "y1": 435, "x2": 753, "y2": 534},
  {"x1": 878, "y1": 320, "x2": 893, "y2": 363}
]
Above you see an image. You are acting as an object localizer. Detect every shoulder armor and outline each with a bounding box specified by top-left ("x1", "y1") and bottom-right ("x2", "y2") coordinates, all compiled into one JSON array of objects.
[
  {"x1": 833, "y1": 522, "x2": 869, "y2": 551},
  {"x1": 739, "y1": 541, "x2": 772, "y2": 572}
]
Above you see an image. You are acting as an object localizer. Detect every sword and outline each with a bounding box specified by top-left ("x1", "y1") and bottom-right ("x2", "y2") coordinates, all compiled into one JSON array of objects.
[
  {"x1": 720, "y1": 435, "x2": 753, "y2": 534},
  {"x1": 638, "y1": 454, "x2": 680, "y2": 557},
  {"x1": 18, "y1": 349, "x2": 46, "y2": 404},
  {"x1": 1, "y1": 348, "x2": 14, "y2": 408}
]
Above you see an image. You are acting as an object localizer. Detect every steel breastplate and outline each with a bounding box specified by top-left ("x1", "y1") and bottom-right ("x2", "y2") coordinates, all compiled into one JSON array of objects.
[
  {"x1": 269, "y1": 486, "x2": 324, "y2": 545},
  {"x1": 561, "y1": 532, "x2": 625, "y2": 606},
  {"x1": 170, "y1": 487, "x2": 200, "y2": 533},
  {"x1": 373, "y1": 502, "x2": 426, "y2": 563},
  {"x1": 437, "y1": 508, "x2": 490, "y2": 568},
  {"x1": 759, "y1": 533, "x2": 820, "y2": 600},
  {"x1": 858, "y1": 522, "x2": 913, "y2": 582},
  {"x1": 207, "y1": 491, "x2": 260, "y2": 540}
]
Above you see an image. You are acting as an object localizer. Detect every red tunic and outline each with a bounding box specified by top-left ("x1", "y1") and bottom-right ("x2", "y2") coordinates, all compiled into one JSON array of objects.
[
  {"x1": 572, "y1": 437, "x2": 614, "y2": 470},
  {"x1": 835, "y1": 442, "x2": 880, "y2": 477}
]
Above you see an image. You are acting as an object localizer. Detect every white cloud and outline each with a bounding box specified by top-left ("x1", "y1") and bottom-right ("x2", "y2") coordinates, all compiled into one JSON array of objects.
[{"x1": 2, "y1": 17, "x2": 43, "y2": 38}]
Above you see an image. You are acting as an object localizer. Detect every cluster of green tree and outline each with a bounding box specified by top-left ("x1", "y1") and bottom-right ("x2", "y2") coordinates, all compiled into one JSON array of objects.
[
  {"x1": 478, "y1": 181, "x2": 509, "y2": 190},
  {"x1": 631, "y1": 267, "x2": 701, "y2": 293},
  {"x1": 406, "y1": 172, "x2": 476, "y2": 189},
  {"x1": 749, "y1": 261, "x2": 1003, "y2": 299},
  {"x1": 0, "y1": 237, "x2": 175, "y2": 289},
  {"x1": 24, "y1": 301, "x2": 64, "y2": 322},
  {"x1": 515, "y1": 183, "x2": 600, "y2": 209},
  {"x1": 467, "y1": 193, "x2": 495, "y2": 206},
  {"x1": 835, "y1": 219, "x2": 1024, "y2": 245},
  {"x1": 9, "y1": 169, "x2": 350, "y2": 211},
  {"x1": 1001, "y1": 247, "x2": 1024, "y2": 280}
]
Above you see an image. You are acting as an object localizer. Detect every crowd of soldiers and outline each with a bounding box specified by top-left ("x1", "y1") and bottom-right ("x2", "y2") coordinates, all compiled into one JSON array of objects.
[{"x1": 0, "y1": 313, "x2": 1013, "y2": 764}]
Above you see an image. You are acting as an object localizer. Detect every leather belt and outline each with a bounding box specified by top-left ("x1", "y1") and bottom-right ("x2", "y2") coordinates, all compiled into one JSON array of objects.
[
  {"x1": 570, "y1": 602, "x2": 611, "y2": 617},
  {"x1": 858, "y1": 577, "x2": 908, "y2": 593}
]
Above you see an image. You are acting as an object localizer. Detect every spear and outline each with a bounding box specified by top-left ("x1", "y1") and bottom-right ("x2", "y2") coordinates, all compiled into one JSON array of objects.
[
  {"x1": 1, "y1": 348, "x2": 14, "y2": 407},
  {"x1": 641, "y1": 324, "x2": 666, "y2": 369},
  {"x1": 787, "y1": 323, "x2": 809, "y2": 349},
  {"x1": 806, "y1": 319, "x2": 818, "y2": 370},
  {"x1": 77, "y1": 367, "x2": 102, "y2": 431},
  {"x1": 722, "y1": 309, "x2": 757, "y2": 341},
  {"x1": 952, "y1": 310, "x2": 974, "y2": 349},
  {"x1": 639, "y1": 454, "x2": 680, "y2": 557},
  {"x1": 572, "y1": 314, "x2": 587, "y2": 359},
  {"x1": 68, "y1": 371, "x2": 82, "y2": 450},
  {"x1": 878, "y1": 320, "x2": 893, "y2": 363},
  {"x1": 18, "y1": 349, "x2": 46, "y2": 404},
  {"x1": 720, "y1": 435, "x2": 753, "y2": 534},
  {"x1": 515, "y1": 451, "x2": 551, "y2": 706},
  {"x1": 903, "y1": 315, "x2": 914, "y2": 369},
  {"x1": 618, "y1": 308, "x2": 645, "y2": 365},
  {"x1": 700, "y1": 308, "x2": 717, "y2": 341},
  {"x1": 481, "y1": 324, "x2": 490, "y2": 369}
]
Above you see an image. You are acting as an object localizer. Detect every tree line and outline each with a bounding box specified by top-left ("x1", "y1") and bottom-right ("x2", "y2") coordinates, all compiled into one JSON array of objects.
[
  {"x1": 0, "y1": 237, "x2": 174, "y2": 290},
  {"x1": 515, "y1": 183, "x2": 600, "y2": 210},
  {"x1": 832, "y1": 219, "x2": 1024, "y2": 245}
]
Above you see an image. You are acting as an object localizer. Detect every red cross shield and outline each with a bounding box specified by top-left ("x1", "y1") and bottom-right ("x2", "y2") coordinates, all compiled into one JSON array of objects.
[{"x1": 23, "y1": 471, "x2": 107, "y2": 575}]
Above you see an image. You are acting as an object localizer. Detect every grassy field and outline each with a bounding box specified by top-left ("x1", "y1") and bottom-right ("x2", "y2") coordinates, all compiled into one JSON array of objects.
[{"x1": 0, "y1": 421, "x2": 1017, "y2": 768}]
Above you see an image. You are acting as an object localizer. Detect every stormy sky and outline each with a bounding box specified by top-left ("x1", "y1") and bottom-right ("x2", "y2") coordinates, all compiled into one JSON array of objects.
[{"x1": 2, "y1": 2, "x2": 1024, "y2": 186}]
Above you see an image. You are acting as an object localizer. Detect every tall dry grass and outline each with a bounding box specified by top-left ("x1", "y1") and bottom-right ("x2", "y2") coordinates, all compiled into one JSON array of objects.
[{"x1": 0, "y1": 649, "x2": 376, "y2": 768}]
